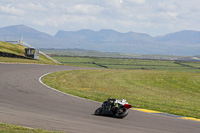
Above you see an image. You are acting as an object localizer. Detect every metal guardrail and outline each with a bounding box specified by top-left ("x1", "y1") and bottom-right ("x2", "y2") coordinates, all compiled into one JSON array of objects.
[{"x1": 39, "y1": 51, "x2": 61, "y2": 64}]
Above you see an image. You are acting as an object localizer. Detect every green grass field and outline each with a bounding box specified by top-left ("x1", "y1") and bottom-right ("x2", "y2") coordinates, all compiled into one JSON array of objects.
[
  {"x1": 0, "y1": 123, "x2": 62, "y2": 133},
  {"x1": 42, "y1": 69, "x2": 200, "y2": 119}
]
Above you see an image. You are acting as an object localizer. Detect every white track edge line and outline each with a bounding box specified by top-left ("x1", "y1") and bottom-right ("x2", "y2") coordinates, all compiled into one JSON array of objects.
[{"x1": 39, "y1": 72, "x2": 102, "y2": 104}]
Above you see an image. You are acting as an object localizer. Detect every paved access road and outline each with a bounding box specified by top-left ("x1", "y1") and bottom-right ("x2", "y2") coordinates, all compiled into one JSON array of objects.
[{"x1": 0, "y1": 63, "x2": 199, "y2": 133}]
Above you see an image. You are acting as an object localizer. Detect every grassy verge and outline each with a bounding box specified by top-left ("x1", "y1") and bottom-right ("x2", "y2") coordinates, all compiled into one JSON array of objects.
[
  {"x1": 42, "y1": 69, "x2": 200, "y2": 119},
  {"x1": 0, "y1": 123, "x2": 62, "y2": 133}
]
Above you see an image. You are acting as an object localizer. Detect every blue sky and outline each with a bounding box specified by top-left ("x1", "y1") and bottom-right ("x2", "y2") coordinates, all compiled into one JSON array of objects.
[{"x1": 0, "y1": 0, "x2": 200, "y2": 36}]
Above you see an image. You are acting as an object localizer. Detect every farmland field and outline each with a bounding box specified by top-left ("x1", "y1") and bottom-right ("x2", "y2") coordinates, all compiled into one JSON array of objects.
[{"x1": 52, "y1": 56, "x2": 200, "y2": 72}]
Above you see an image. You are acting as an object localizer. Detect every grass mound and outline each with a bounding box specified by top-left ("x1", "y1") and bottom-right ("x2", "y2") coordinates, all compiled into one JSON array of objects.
[
  {"x1": 0, "y1": 41, "x2": 57, "y2": 65},
  {"x1": 0, "y1": 41, "x2": 26, "y2": 56},
  {"x1": 42, "y1": 69, "x2": 200, "y2": 119}
]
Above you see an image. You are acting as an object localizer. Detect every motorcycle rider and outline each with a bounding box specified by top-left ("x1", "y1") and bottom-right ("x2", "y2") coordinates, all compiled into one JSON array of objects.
[
  {"x1": 104, "y1": 98, "x2": 118, "y2": 111},
  {"x1": 95, "y1": 98, "x2": 131, "y2": 118}
]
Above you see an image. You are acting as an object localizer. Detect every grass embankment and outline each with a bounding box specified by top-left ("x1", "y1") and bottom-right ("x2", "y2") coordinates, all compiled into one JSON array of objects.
[
  {"x1": 42, "y1": 69, "x2": 200, "y2": 119},
  {"x1": 0, "y1": 123, "x2": 62, "y2": 133},
  {"x1": 0, "y1": 41, "x2": 57, "y2": 65}
]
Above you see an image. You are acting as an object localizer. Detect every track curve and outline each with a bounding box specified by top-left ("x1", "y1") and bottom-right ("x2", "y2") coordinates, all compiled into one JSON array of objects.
[{"x1": 0, "y1": 63, "x2": 199, "y2": 133}]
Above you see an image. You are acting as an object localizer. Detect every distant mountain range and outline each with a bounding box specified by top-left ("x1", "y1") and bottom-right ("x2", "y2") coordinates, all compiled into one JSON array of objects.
[{"x1": 0, "y1": 24, "x2": 200, "y2": 56}]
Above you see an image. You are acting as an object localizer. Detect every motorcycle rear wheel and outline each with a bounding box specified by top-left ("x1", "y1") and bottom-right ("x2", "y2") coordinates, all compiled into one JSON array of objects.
[{"x1": 94, "y1": 107, "x2": 103, "y2": 115}]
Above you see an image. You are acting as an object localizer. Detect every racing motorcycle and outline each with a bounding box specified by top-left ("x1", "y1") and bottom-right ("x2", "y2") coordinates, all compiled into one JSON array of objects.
[{"x1": 94, "y1": 98, "x2": 132, "y2": 118}]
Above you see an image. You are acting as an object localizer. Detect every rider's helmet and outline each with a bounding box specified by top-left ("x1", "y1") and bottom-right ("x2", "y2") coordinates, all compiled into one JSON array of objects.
[{"x1": 108, "y1": 98, "x2": 116, "y2": 102}]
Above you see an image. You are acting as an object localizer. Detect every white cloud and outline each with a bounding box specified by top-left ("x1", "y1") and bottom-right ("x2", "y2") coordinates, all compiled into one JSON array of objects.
[
  {"x1": 127, "y1": 0, "x2": 146, "y2": 5},
  {"x1": 18, "y1": 2, "x2": 47, "y2": 12},
  {"x1": 1, "y1": 0, "x2": 200, "y2": 36},
  {"x1": 66, "y1": 4, "x2": 104, "y2": 15},
  {"x1": 157, "y1": 11, "x2": 178, "y2": 22},
  {"x1": 0, "y1": 4, "x2": 25, "y2": 16},
  {"x1": 158, "y1": 1, "x2": 177, "y2": 11}
]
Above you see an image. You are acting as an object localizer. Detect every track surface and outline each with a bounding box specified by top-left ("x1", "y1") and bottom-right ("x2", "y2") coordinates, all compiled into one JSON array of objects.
[{"x1": 0, "y1": 63, "x2": 199, "y2": 133}]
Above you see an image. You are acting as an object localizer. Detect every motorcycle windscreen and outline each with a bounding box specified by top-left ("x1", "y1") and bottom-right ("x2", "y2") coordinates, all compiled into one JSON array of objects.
[{"x1": 124, "y1": 104, "x2": 132, "y2": 109}]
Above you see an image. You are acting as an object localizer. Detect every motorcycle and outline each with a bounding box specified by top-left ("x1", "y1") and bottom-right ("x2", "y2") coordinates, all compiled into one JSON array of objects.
[{"x1": 94, "y1": 98, "x2": 132, "y2": 118}]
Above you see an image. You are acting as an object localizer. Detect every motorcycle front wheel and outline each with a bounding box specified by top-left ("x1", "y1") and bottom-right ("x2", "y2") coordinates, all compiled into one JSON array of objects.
[{"x1": 114, "y1": 108, "x2": 129, "y2": 118}]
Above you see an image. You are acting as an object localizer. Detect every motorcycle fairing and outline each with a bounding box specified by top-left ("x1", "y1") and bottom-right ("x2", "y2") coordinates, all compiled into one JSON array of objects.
[{"x1": 124, "y1": 104, "x2": 132, "y2": 109}]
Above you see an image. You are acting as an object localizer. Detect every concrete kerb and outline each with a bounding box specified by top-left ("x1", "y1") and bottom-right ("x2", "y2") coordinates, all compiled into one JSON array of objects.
[{"x1": 131, "y1": 109, "x2": 200, "y2": 122}]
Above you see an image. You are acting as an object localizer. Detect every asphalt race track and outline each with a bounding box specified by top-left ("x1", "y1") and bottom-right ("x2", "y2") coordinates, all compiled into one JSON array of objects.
[{"x1": 0, "y1": 63, "x2": 199, "y2": 133}]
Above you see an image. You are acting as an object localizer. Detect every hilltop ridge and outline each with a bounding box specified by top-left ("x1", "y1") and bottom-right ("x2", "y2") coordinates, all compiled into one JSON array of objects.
[{"x1": 0, "y1": 25, "x2": 200, "y2": 56}]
